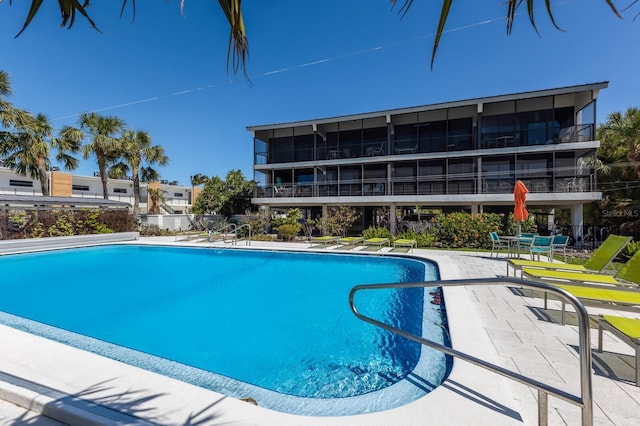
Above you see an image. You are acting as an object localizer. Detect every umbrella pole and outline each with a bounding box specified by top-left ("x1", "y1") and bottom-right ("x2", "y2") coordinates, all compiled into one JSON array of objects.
[{"x1": 517, "y1": 221, "x2": 522, "y2": 258}]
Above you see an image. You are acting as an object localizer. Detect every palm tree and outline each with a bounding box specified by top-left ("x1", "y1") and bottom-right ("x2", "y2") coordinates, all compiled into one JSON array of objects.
[
  {"x1": 0, "y1": 113, "x2": 81, "y2": 196},
  {"x1": 0, "y1": 70, "x2": 32, "y2": 129},
  {"x1": 10, "y1": 1, "x2": 629, "y2": 73},
  {"x1": 190, "y1": 173, "x2": 209, "y2": 187},
  {"x1": 110, "y1": 129, "x2": 169, "y2": 216},
  {"x1": 71, "y1": 112, "x2": 126, "y2": 199},
  {"x1": 598, "y1": 107, "x2": 640, "y2": 179},
  {"x1": 147, "y1": 187, "x2": 167, "y2": 214}
]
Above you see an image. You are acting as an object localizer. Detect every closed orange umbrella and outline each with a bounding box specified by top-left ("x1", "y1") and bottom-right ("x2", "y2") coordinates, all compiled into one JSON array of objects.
[
  {"x1": 513, "y1": 180, "x2": 529, "y2": 258},
  {"x1": 514, "y1": 180, "x2": 529, "y2": 222}
]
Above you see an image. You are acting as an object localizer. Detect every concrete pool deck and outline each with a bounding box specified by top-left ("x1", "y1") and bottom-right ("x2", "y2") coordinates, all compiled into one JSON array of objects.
[{"x1": 0, "y1": 237, "x2": 639, "y2": 425}]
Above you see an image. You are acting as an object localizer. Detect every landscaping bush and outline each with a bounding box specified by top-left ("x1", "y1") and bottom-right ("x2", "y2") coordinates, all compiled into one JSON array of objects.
[
  {"x1": 276, "y1": 223, "x2": 300, "y2": 241},
  {"x1": 623, "y1": 240, "x2": 640, "y2": 259},
  {"x1": 0, "y1": 208, "x2": 136, "y2": 240},
  {"x1": 435, "y1": 212, "x2": 504, "y2": 249},
  {"x1": 395, "y1": 230, "x2": 437, "y2": 248},
  {"x1": 363, "y1": 226, "x2": 391, "y2": 240}
]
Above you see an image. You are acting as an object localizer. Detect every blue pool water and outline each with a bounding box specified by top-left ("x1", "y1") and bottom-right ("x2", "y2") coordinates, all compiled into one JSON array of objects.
[{"x1": 0, "y1": 245, "x2": 450, "y2": 415}]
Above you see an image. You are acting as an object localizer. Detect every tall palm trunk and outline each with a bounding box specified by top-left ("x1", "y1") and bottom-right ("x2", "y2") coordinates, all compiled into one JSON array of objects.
[
  {"x1": 97, "y1": 150, "x2": 109, "y2": 199},
  {"x1": 131, "y1": 160, "x2": 140, "y2": 216},
  {"x1": 37, "y1": 155, "x2": 50, "y2": 196}
]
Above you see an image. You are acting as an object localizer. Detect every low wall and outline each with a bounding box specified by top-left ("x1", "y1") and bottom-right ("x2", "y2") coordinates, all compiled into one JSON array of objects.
[{"x1": 0, "y1": 232, "x2": 139, "y2": 255}]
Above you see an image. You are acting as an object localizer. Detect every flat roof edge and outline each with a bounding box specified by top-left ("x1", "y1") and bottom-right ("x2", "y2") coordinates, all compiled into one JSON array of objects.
[{"x1": 247, "y1": 81, "x2": 609, "y2": 131}]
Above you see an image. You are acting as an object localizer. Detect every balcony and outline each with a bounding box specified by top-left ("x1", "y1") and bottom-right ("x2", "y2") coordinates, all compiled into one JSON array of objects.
[
  {"x1": 254, "y1": 176, "x2": 595, "y2": 199},
  {"x1": 480, "y1": 124, "x2": 594, "y2": 149}
]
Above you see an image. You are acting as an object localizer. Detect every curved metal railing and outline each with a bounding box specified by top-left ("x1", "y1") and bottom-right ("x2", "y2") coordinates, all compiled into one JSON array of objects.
[
  {"x1": 349, "y1": 277, "x2": 593, "y2": 426},
  {"x1": 208, "y1": 223, "x2": 236, "y2": 243},
  {"x1": 234, "y1": 224, "x2": 252, "y2": 245}
]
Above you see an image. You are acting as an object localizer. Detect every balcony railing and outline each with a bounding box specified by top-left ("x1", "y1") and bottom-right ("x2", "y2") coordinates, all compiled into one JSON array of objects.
[
  {"x1": 480, "y1": 124, "x2": 594, "y2": 149},
  {"x1": 257, "y1": 124, "x2": 596, "y2": 165},
  {"x1": 254, "y1": 176, "x2": 596, "y2": 198}
]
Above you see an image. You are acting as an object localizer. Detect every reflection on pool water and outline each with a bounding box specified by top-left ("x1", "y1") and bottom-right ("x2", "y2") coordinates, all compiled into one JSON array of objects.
[{"x1": 0, "y1": 245, "x2": 450, "y2": 415}]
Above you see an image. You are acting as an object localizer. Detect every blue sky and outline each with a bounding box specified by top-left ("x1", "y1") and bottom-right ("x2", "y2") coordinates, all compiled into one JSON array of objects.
[{"x1": 1, "y1": 0, "x2": 638, "y2": 186}]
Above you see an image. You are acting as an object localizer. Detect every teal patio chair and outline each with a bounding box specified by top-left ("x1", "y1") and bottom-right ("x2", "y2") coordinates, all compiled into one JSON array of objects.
[
  {"x1": 528, "y1": 235, "x2": 554, "y2": 262},
  {"x1": 551, "y1": 235, "x2": 570, "y2": 263},
  {"x1": 489, "y1": 232, "x2": 509, "y2": 257}
]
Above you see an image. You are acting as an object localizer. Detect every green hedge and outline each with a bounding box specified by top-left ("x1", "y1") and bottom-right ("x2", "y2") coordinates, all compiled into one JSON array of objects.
[{"x1": 399, "y1": 212, "x2": 537, "y2": 249}]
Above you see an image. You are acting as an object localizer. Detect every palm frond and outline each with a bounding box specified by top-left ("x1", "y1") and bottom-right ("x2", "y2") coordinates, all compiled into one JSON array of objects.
[
  {"x1": 217, "y1": 0, "x2": 250, "y2": 81},
  {"x1": 431, "y1": 0, "x2": 453, "y2": 69},
  {"x1": 16, "y1": 0, "x2": 100, "y2": 38}
]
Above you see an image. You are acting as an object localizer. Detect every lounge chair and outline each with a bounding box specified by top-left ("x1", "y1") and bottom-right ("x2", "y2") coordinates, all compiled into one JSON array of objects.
[
  {"x1": 522, "y1": 249, "x2": 640, "y2": 288},
  {"x1": 597, "y1": 314, "x2": 640, "y2": 386},
  {"x1": 542, "y1": 283, "x2": 640, "y2": 325},
  {"x1": 507, "y1": 234, "x2": 631, "y2": 277},
  {"x1": 338, "y1": 236, "x2": 364, "y2": 247},
  {"x1": 393, "y1": 238, "x2": 417, "y2": 252},
  {"x1": 363, "y1": 238, "x2": 390, "y2": 250},
  {"x1": 310, "y1": 236, "x2": 339, "y2": 248}
]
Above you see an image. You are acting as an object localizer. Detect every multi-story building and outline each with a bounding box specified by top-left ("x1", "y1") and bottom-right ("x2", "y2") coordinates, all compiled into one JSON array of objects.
[
  {"x1": 0, "y1": 168, "x2": 197, "y2": 215},
  {"x1": 248, "y1": 82, "x2": 607, "y2": 240}
]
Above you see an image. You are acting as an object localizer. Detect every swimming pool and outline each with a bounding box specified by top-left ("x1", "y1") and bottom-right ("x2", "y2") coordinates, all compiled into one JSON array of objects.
[{"x1": 0, "y1": 244, "x2": 450, "y2": 415}]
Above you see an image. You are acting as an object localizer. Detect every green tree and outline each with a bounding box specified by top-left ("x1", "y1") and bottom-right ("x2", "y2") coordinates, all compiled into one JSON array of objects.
[
  {"x1": 0, "y1": 70, "x2": 32, "y2": 129},
  {"x1": 596, "y1": 107, "x2": 640, "y2": 212},
  {"x1": 191, "y1": 170, "x2": 254, "y2": 216},
  {"x1": 324, "y1": 206, "x2": 360, "y2": 237},
  {"x1": 109, "y1": 129, "x2": 169, "y2": 216},
  {"x1": 273, "y1": 208, "x2": 302, "y2": 241},
  {"x1": 0, "y1": 113, "x2": 81, "y2": 196},
  {"x1": 9, "y1": 2, "x2": 630, "y2": 74},
  {"x1": 67, "y1": 112, "x2": 126, "y2": 199},
  {"x1": 190, "y1": 173, "x2": 209, "y2": 187},
  {"x1": 147, "y1": 187, "x2": 166, "y2": 214}
]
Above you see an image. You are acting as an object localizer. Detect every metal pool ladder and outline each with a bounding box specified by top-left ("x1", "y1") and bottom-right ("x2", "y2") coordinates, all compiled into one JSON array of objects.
[{"x1": 349, "y1": 277, "x2": 593, "y2": 426}]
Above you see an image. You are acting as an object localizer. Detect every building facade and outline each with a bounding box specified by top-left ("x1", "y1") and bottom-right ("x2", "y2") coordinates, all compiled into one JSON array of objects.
[
  {"x1": 0, "y1": 168, "x2": 196, "y2": 215},
  {"x1": 248, "y1": 82, "x2": 607, "y2": 240}
]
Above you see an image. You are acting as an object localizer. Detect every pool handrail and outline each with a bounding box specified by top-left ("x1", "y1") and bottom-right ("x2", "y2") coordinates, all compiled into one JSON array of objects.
[
  {"x1": 208, "y1": 223, "x2": 237, "y2": 243},
  {"x1": 349, "y1": 277, "x2": 593, "y2": 426},
  {"x1": 234, "y1": 224, "x2": 252, "y2": 245}
]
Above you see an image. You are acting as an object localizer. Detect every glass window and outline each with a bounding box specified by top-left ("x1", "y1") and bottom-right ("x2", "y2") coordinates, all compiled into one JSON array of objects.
[
  {"x1": 293, "y1": 133, "x2": 314, "y2": 161},
  {"x1": 447, "y1": 118, "x2": 473, "y2": 151},
  {"x1": 394, "y1": 124, "x2": 417, "y2": 152},
  {"x1": 417, "y1": 121, "x2": 446, "y2": 153}
]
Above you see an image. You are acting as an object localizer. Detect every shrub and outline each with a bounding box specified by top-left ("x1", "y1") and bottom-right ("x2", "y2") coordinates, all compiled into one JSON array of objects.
[
  {"x1": 276, "y1": 223, "x2": 300, "y2": 241},
  {"x1": 623, "y1": 240, "x2": 640, "y2": 258},
  {"x1": 0, "y1": 208, "x2": 135, "y2": 240},
  {"x1": 435, "y1": 212, "x2": 504, "y2": 249},
  {"x1": 396, "y1": 230, "x2": 437, "y2": 248},
  {"x1": 363, "y1": 226, "x2": 391, "y2": 239},
  {"x1": 324, "y1": 206, "x2": 360, "y2": 237}
]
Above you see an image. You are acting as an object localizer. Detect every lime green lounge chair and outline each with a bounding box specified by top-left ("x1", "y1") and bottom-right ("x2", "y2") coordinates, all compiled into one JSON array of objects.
[
  {"x1": 522, "y1": 249, "x2": 640, "y2": 288},
  {"x1": 507, "y1": 234, "x2": 632, "y2": 277},
  {"x1": 310, "y1": 236, "x2": 339, "y2": 247},
  {"x1": 393, "y1": 238, "x2": 417, "y2": 252},
  {"x1": 338, "y1": 236, "x2": 364, "y2": 247},
  {"x1": 364, "y1": 238, "x2": 390, "y2": 250},
  {"x1": 542, "y1": 283, "x2": 640, "y2": 326},
  {"x1": 597, "y1": 314, "x2": 640, "y2": 386}
]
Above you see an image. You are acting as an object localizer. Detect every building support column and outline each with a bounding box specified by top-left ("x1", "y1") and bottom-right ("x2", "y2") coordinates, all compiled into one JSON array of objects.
[
  {"x1": 571, "y1": 204, "x2": 584, "y2": 248},
  {"x1": 389, "y1": 204, "x2": 397, "y2": 236},
  {"x1": 471, "y1": 204, "x2": 479, "y2": 216}
]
